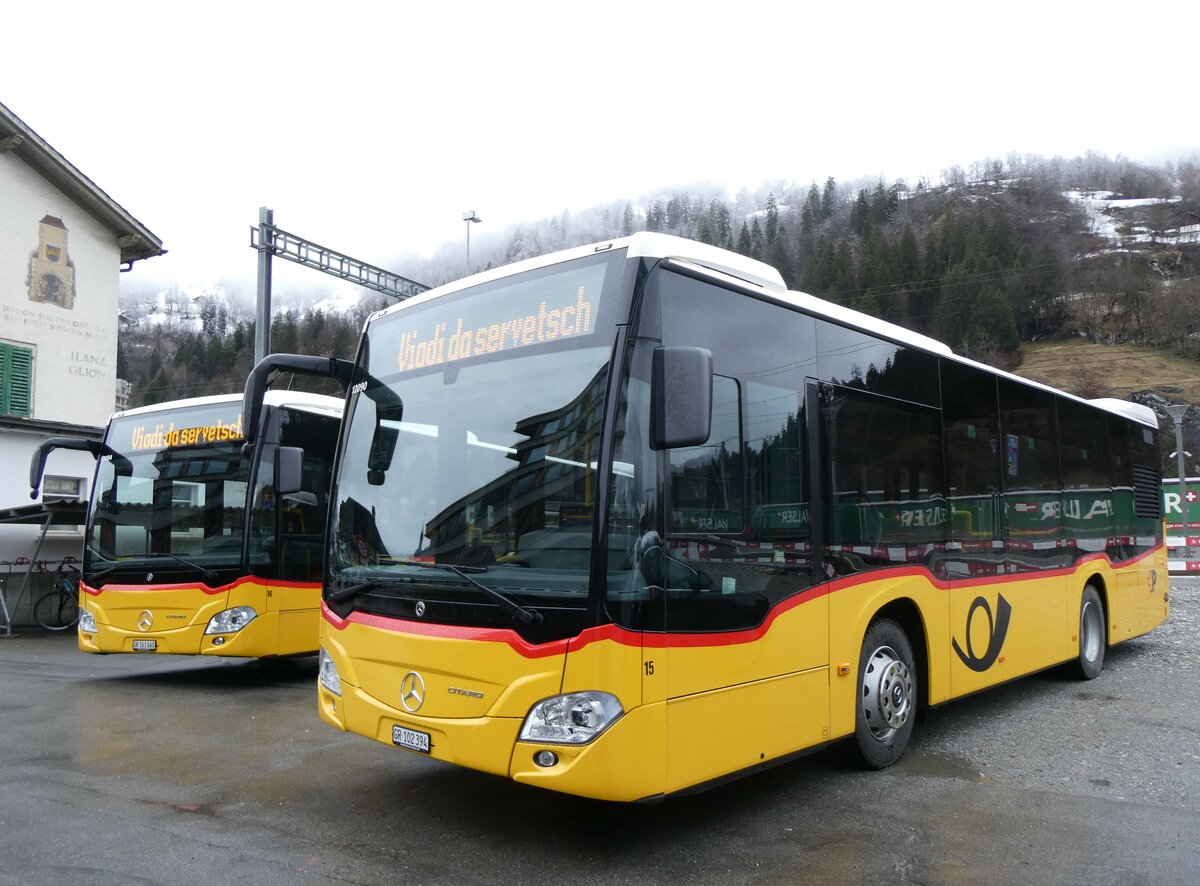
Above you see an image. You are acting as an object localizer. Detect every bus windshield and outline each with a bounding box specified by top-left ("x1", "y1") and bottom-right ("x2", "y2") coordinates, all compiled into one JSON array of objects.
[
  {"x1": 329, "y1": 251, "x2": 623, "y2": 611},
  {"x1": 86, "y1": 400, "x2": 250, "y2": 574}
]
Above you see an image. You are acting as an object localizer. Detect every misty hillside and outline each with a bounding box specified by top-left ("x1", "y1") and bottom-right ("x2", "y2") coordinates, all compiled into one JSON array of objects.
[{"x1": 116, "y1": 150, "x2": 1200, "y2": 466}]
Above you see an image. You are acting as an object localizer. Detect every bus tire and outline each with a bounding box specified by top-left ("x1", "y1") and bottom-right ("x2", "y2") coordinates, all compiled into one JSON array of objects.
[
  {"x1": 853, "y1": 618, "x2": 916, "y2": 769},
  {"x1": 1072, "y1": 585, "x2": 1106, "y2": 681}
]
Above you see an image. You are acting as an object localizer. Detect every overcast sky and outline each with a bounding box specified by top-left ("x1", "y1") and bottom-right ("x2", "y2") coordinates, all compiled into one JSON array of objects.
[{"x1": 3, "y1": 1, "x2": 1196, "y2": 294}]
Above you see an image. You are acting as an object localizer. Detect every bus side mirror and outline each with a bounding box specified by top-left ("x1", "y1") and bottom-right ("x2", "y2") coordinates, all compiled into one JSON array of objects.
[
  {"x1": 242, "y1": 353, "x2": 355, "y2": 453},
  {"x1": 276, "y1": 446, "x2": 304, "y2": 496},
  {"x1": 650, "y1": 346, "x2": 713, "y2": 450},
  {"x1": 367, "y1": 399, "x2": 403, "y2": 486},
  {"x1": 29, "y1": 436, "x2": 105, "y2": 499}
]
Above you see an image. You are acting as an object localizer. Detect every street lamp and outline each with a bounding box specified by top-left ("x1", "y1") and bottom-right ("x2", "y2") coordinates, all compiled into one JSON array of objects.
[
  {"x1": 463, "y1": 210, "x2": 482, "y2": 276},
  {"x1": 1166, "y1": 404, "x2": 1191, "y2": 554}
]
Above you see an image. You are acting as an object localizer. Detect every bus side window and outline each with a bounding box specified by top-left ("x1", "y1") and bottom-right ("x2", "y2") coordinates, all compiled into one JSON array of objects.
[
  {"x1": 249, "y1": 460, "x2": 277, "y2": 568},
  {"x1": 999, "y1": 379, "x2": 1062, "y2": 568},
  {"x1": 941, "y1": 359, "x2": 1003, "y2": 576},
  {"x1": 652, "y1": 268, "x2": 820, "y2": 632},
  {"x1": 820, "y1": 385, "x2": 946, "y2": 574},
  {"x1": 668, "y1": 376, "x2": 742, "y2": 536},
  {"x1": 276, "y1": 409, "x2": 339, "y2": 582}
]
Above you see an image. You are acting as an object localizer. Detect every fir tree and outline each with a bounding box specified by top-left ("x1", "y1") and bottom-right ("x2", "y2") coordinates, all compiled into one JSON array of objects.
[
  {"x1": 765, "y1": 193, "x2": 779, "y2": 245},
  {"x1": 737, "y1": 222, "x2": 752, "y2": 255},
  {"x1": 802, "y1": 184, "x2": 820, "y2": 239},
  {"x1": 850, "y1": 190, "x2": 870, "y2": 236},
  {"x1": 820, "y1": 177, "x2": 837, "y2": 220}
]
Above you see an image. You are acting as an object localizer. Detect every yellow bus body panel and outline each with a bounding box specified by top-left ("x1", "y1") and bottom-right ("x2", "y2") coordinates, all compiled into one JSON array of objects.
[
  {"x1": 647, "y1": 588, "x2": 831, "y2": 793},
  {"x1": 511, "y1": 702, "x2": 668, "y2": 801},
  {"x1": 321, "y1": 596, "x2": 836, "y2": 801},
  {"x1": 322, "y1": 546, "x2": 1167, "y2": 801},
  {"x1": 664, "y1": 667, "x2": 829, "y2": 794},
  {"x1": 320, "y1": 615, "x2": 670, "y2": 802},
  {"x1": 947, "y1": 569, "x2": 1071, "y2": 700},
  {"x1": 319, "y1": 608, "x2": 569, "y2": 777},
  {"x1": 827, "y1": 568, "x2": 948, "y2": 741},
  {"x1": 77, "y1": 577, "x2": 321, "y2": 657}
]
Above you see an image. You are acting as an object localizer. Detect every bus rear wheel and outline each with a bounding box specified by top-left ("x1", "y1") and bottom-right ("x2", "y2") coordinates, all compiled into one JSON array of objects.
[
  {"x1": 1072, "y1": 586, "x2": 1106, "y2": 680},
  {"x1": 853, "y1": 618, "x2": 916, "y2": 769}
]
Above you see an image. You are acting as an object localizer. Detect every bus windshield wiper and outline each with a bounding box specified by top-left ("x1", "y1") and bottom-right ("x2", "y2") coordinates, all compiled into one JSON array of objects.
[
  {"x1": 85, "y1": 552, "x2": 217, "y2": 586},
  {"x1": 430, "y1": 561, "x2": 543, "y2": 627},
  {"x1": 330, "y1": 560, "x2": 543, "y2": 626},
  {"x1": 326, "y1": 568, "x2": 481, "y2": 606},
  {"x1": 327, "y1": 579, "x2": 393, "y2": 605},
  {"x1": 143, "y1": 552, "x2": 219, "y2": 582},
  {"x1": 85, "y1": 563, "x2": 121, "y2": 585}
]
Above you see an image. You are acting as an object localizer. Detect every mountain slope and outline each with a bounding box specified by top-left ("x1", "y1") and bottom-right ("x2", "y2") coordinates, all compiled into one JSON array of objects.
[{"x1": 1016, "y1": 340, "x2": 1200, "y2": 405}]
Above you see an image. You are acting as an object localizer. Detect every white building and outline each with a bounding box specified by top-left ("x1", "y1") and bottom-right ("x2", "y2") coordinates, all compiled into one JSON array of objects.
[{"x1": 0, "y1": 100, "x2": 164, "y2": 624}]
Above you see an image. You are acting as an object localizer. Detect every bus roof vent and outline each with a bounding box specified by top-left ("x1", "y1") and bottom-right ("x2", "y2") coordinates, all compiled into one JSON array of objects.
[{"x1": 625, "y1": 233, "x2": 787, "y2": 293}]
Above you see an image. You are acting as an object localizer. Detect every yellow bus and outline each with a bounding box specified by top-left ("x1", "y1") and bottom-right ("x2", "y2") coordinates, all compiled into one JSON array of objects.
[
  {"x1": 249, "y1": 233, "x2": 1167, "y2": 801},
  {"x1": 31, "y1": 390, "x2": 342, "y2": 657}
]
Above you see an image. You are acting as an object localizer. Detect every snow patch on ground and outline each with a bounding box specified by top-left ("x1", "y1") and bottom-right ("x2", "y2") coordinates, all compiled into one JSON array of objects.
[{"x1": 1064, "y1": 191, "x2": 1195, "y2": 248}]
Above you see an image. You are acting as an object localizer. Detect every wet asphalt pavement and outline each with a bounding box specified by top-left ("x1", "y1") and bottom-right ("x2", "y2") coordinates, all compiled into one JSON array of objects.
[{"x1": 1, "y1": 580, "x2": 1198, "y2": 885}]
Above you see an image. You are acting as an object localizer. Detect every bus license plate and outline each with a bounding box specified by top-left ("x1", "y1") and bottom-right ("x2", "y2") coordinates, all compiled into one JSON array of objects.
[
  {"x1": 132, "y1": 639, "x2": 157, "y2": 652},
  {"x1": 392, "y1": 725, "x2": 431, "y2": 754}
]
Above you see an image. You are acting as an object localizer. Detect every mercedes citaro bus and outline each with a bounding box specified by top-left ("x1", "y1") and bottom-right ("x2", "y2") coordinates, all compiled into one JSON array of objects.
[
  {"x1": 31, "y1": 390, "x2": 341, "y2": 657},
  {"x1": 243, "y1": 233, "x2": 1166, "y2": 801}
]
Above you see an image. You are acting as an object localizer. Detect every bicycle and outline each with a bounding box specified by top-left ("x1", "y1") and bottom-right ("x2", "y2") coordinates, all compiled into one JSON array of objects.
[{"x1": 32, "y1": 558, "x2": 80, "y2": 632}]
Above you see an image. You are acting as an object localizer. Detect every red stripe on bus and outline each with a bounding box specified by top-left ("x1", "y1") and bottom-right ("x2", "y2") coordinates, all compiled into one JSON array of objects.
[
  {"x1": 321, "y1": 544, "x2": 1164, "y2": 658},
  {"x1": 81, "y1": 574, "x2": 320, "y2": 597},
  {"x1": 937, "y1": 544, "x2": 1162, "y2": 588},
  {"x1": 322, "y1": 604, "x2": 572, "y2": 658}
]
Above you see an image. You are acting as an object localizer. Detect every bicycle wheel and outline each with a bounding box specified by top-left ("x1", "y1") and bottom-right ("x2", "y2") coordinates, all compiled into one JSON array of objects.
[{"x1": 33, "y1": 589, "x2": 79, "y2": 631}]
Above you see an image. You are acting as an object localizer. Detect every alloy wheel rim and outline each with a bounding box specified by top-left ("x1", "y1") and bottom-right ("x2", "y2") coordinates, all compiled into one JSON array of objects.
[{"x1": 861, "y1": 644, "x2": 913, "y2": 742}]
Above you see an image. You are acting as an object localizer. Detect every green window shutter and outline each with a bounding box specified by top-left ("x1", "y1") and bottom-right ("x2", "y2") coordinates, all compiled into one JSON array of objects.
[{"x1": 1, "y1": 344, "x2": 34, "y2": 418}]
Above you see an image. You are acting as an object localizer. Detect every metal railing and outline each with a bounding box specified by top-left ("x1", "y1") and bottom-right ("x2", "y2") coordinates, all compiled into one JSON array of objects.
[{"x1": 0, "y1": 556, "x2": 77, "y2": 637}]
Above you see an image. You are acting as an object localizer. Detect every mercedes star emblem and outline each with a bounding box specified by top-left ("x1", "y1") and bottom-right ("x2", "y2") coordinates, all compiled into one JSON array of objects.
[
  {"x1": 137, "y1": 610, "x2": 154, "y2": 632},
  {"x1": 400, "y1": 671, "x2": 426, "y2": 713},
  {"x1": 415, "y1": 600, "x2": 426, "y2": 617}
]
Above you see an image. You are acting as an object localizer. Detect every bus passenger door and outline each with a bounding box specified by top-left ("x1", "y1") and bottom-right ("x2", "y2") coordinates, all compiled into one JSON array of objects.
[
  {"x1": 639, "y1": 265, "x2": 831, "y2": 794},
  {"x1": 249, "y1": 443, "x2": 332, "y2": 655},
  {"x1": 270, "y1": 407, "x2": 340, "y2": 654},
  {"x1": 660, "y1": 374, "x2": 830, "y2": 793}
]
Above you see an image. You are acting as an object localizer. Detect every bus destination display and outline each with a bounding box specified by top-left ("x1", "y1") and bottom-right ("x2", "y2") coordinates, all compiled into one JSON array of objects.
[{"x1": 388, "y1": 263, "x2": 608, "y2": 374}]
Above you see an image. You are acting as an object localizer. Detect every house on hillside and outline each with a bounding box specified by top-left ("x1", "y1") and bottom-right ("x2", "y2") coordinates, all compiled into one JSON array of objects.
[
  {"x1": 1170, "y1": 209, "x2": 1200, "y2": 245},
  {"x1": 0, "y1": 100, "x2": 164, "y2": 624}
]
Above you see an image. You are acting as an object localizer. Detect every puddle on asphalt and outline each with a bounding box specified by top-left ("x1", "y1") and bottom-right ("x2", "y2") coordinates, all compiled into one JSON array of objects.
[
  {"x1": 134, "y1": 797, "x2": 216, "y2": 816},
  {"x1": 897, "y1": 752, "x2": 990, "y2": 783},
  {"x1": 1073, "y1": 692, "x2": 1121, "y2": 702}
]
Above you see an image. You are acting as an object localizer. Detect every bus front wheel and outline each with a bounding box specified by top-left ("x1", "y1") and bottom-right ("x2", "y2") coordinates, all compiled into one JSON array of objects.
[
  {"x1": 853, "y1": 618, "x2": 916, "y2": 769},
  {"x1": 1072, "y1": 586, "x2": 1106, "y2": 680}
]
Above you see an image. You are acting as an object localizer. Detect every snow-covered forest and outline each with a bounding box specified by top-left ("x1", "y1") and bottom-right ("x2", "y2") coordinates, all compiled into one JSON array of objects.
[{"x1": 118, "y1": 150, "x2": 1200, "y2": 413}]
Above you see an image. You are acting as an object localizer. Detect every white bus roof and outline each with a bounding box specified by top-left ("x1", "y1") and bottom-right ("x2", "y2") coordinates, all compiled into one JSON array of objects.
[
  {"x1": 1085, "y1": 397, "x2": 1158, "y2": 429},
  {"x1": 372, "y1": 233, "x2": 1158, "y2": 430},
  {"x1": 110, "y1": 390, "x2": 342, "y2": 423},
  {"x1": 376, "y1": 232, "x2": 952, "y2": 358},
  {"x1": 262, "y1": 389, "x2": 344, "y2": 419},
  {"x1": 373, "y1": 233, "x2": 788, "y2": 321}
]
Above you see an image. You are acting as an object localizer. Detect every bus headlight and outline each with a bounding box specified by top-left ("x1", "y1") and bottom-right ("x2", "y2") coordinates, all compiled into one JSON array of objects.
[
  {"x1": 318, "y1": 646, "x2": 342, "y2": 697},
  {"x1": 204, "y1": 606, "x2": 257, "y2": 634},
  {"x1": 519, "y1": 691, "x2": 623, "y2": 745},
  {"x1": 78, "y1": 608, "x2": 97, "y2": 633}
]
